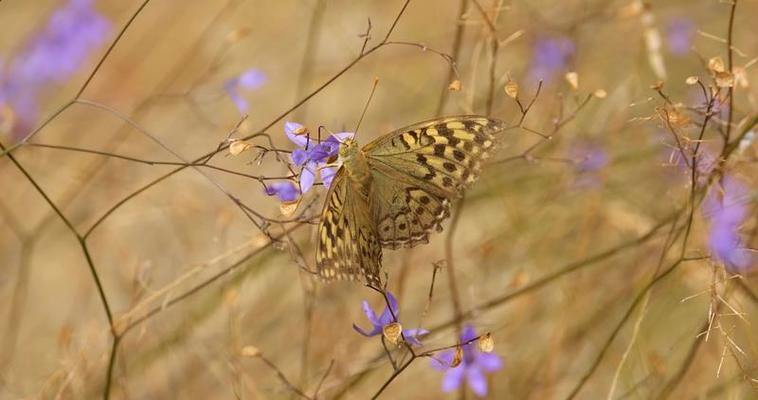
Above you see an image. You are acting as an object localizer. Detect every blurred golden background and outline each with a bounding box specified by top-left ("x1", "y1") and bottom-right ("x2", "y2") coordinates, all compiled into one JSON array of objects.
[{"x1": 0, "y1": 0, "x2": 756, "y2": 398}]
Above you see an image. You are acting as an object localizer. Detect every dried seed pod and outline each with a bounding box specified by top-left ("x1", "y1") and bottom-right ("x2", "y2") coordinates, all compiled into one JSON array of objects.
[
  {"x1": 708, "y1": 56, "x2": 725, "y2": 73},
  {"x1": 448, "y1": 79, "x2": 462, "y2": 92},
  {"x1": 279, "y1": 200, "x2": 300, "y2": 217},
  {"x1": 714, "y1": 71, "x2": 735, "y2": 88},
  {"x1": 666, "y1": 109, "x2": 691, "y2": 127},
  {"x1": 229, "y1": 140, "x2": 251, "y2": 155},
  {"x1": 383, "y1": 322, "x2": 402, "y2": 345},
  {"x1": 450, "y1": 345, "x2": 464, "y2": 367},
  {"x1": 565, "y1": 72, "x2": 579, "y2": 90},
  {"x1": 241, "y1": 345, "x2": 261, "y2": 357},
  {"x1": 504, "y1": 80, "x2": 519, "y2": 99},
  {"x1": 593, "y1": 89, "x2": 607, "y2": 99},
  {"x1": 478, "y1": 332, "x2": 495, "y2": 353},
  {"x1": 226, "y1": 27, "x2": 251, "y2": 43}
]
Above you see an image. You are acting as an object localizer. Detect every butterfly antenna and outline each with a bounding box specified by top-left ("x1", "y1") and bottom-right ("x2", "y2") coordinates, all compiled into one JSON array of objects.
[
  {"x1": 354, "y1": 76, "x2": 379, "y2": 136},
  {"x1": 318, "y1": 125, "x2": 338, "y2": 142}
]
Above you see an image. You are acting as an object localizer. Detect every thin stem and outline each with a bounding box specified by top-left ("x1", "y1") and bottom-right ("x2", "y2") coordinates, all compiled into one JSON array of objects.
[
  {"x1": 444, "y1": 196, "x2": 466, "y2": 332},
  {"x1": 0, "y1": 142, "x2": 115, "y2": 399},
  {"x1": 435, "y1": 0, "x2": 468, "y2": 116},
  {"x1": 293, "y1": 0, "x2": 326, "y2": 122},
  {"x1": 75, "y1": 0, "x2": 152, "y2": 99},
  {"x1": 722, "y1": 0, "x2": 737, "y2": 146}
]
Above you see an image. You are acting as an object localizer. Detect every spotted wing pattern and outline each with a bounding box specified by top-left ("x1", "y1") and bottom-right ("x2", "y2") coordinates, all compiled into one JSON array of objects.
[
  {"x1": 315, "y1": 168, "x2": 382, "y2": 286},
  {"x1": 364, "y1": 116, "x2": 503, "y2": 249}
]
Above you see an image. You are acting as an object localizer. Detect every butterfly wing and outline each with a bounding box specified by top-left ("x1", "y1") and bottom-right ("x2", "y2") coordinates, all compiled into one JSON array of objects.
[
  {"x1": 364, "y1": 116, "x2": 504, "y2": 249},
  {"x1": 315, "y1": 168, "x2": 383, "y2": 286}
]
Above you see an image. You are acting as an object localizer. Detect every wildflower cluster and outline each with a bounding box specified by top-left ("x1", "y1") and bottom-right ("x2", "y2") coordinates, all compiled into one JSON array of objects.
[
  {"x1": 353, "y1": 291, "x2": 428, "y2": 346},
  {"x1": 528, "y1": 36, "x2": 574, "y2": 84},
  {"x1": 224, "y1": 68, "x2": 266, "y2": 113},
  {"x1": 353, "y1": 293, "x2": 503, "y2": 397},
  {"x1": 702, "y1": 175, "x2": 754, "y2": 273},
  {"x1": 431, "y1": 325, "x2": 503, "y2": 397},
  {"x1": 569, "y1": 142, "x2": 608, "y2": 189},
  {"x1": 264, "y1": 122, "x2": 353, "y2": 203},
  {"x1": 0, "y1": 0, "x2": 110, "y2": 139}
]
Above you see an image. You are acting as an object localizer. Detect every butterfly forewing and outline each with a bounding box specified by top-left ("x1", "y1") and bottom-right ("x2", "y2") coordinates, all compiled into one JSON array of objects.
[
  {"x1": 316, "y1": 168, "x2": 383, "y2": 286},
  {"x1": 365, "y1": 116, "x2": 503, "y2": 249}
]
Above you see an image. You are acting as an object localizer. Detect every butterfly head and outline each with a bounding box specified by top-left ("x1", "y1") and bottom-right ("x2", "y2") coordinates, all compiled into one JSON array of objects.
[
  {"x1": 338, "y1": 138, "x2": 372, "y2": 183},
  {"x1": 338, "y1": 138, "x2": 361, "y2": 162}
]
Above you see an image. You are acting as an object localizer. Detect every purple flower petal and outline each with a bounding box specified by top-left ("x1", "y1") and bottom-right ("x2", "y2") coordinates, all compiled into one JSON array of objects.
[
  {"x1": 361, "y1": 300, "x2": 381, "y2": 327},
  {"x1": 352, "y1": 323, "x2": 379, "y2": 337},
  {"x1": 224, "y1": 68, "x2": 266, "y2": 113},
  {"x1": 11, "y1": 0, "x2": 110, "y2": 84},
  {"x1": 442, "y1": 366, "x2": 465, "y2": 392},
  {"x1": 431, "y1": 350, "x2": 455, "y2": 371},
  {"x1": 529, "y1": 36, "x2": 574, "y2": 83},
  {"x1": 460, "y1": 325, "x2": 478, "y2": 343},
  {"x1": 476, "y1": 352, "x2": 503, "y2": 372},
  {"x1": 702, "y1": 175, "x2": 754, "y2": 273},
  {"x1": 403, "y1": 328, "x2": 429, "y2": 337},
  {"x1": 238, "y1": 69, "x2": 266, "y2": 89},
  {"x1": 724, "y1": 249, "x2": 753, "y2": 273},
  {"x1": 309, "y1": 143, "x2": 332, "y2": 163},
  {"x1": 2, "y1": 0, "x2": 110, "y2": 140},
  {"x1": 299, "y1": 164, "x2": 316, "y2": 193},
  {"x1": 264, "y1": 181, "x2": 299, "y2": 202},
  {"x1": 709, "y1": 225, "x2": 753, "y2": 272},
  {"x1": 666, "y1": 17, "x2": 695, "y2": 56},
  {"x1": 285, "y1": 121, "x2": 310, "y2": 148},
  {"x1": 571, "y1": 143, "x2": 608, "y2": 173},
  {"x1": 466, "y1": 366, "x2": 488, "y2": 397},
  {"x1": 377, "y1": 292, "x2": 400, "y2": 326},
  {"x1": 290, "y1": 149, "x2": 308, "y2": 166},
  {"x1": 386, "y1": 292, "x2": 400, "y2": 317},
  {"x1": 402, "y1": 328, "x2": 429, "y2": 347},
  {"x1": 321, "y1": 167, "x2": 337, "y2": 188},
  {"x1": 311, "y1": 132, "x2": 352, "y2": 163},
  {"x1": 227, "y1": 91, "x2": 248, "y2": 113},
  {"x1": 705, "y1": 176, "x2": 749, "y2": 226}
]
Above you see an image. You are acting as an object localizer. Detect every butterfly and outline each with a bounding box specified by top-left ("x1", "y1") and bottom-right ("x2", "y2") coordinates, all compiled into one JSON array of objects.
[{"x1": 315, "y1": 116, "x2": 505, "y2": 286}]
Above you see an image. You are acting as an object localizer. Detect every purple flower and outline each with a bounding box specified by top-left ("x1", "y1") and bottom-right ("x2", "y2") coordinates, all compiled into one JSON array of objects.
[
  {"x1": 285, "y1": 121, "x2": 353, "y2": 193},
  {"x1": 431, "y1": 325, "x2": 503, "y2": 397},
  {"x1": 353, "y1": 292, "x2": 428, "y2": 347},
  {"x1": 0, "y1": 0, "x2": 110, "y2": 139},
  {"x1": 528, "y1": 36, "x2": 574, "y2": 84},
  {"x1": 702, "y1": 176, "x2": 754, "y2": 273},
  {"x1": 224, "y1": 68, "x2": 266, "y2": 113},
  {"x1": 569, "y1": 143, "x2": 608, "y2": 189},
  {"x1": 666, "y1": 17, "x2": 695, "y2": 56},
  {"x1": 673, "y1": 147, "x2": 717, "y2": 186},
  {"x1": 264, "y1": 181, "x2": 299, "y2": 202},
  {"x1": 571, "y1": 144, "x2": 608, "y2": 173}
]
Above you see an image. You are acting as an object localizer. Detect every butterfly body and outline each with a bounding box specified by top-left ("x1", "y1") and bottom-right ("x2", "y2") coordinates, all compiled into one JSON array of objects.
[
  {"x1": 316, "y1": 116, "x2": 504, "y2": 285},
  {"x1": 339, "y1": 138, "x2": 373, "y2": 192}
]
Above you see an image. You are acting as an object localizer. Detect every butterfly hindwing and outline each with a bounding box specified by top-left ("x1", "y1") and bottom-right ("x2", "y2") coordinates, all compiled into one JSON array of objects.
[
  {"x1": 364, "y1": 116, "x2": 503, "y2": 249},
  {"x1": 368, "y1": 163, "x2": 451, "y2": 249},
  {"x1": 316, "y1": 168, "x2": 383, "y2": 286}
]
